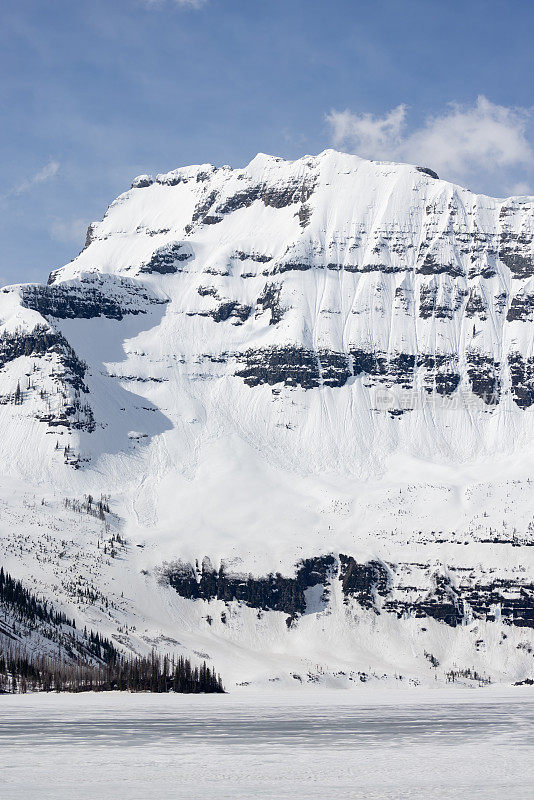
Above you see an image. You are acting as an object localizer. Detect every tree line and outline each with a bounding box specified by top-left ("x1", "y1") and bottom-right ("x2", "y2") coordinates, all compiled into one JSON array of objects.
[
  {"x1": 1, "y1": 566, "x2": 224, "y2": 694},
  {"x1": 0, "y1": 566, "x2": 118, "y2": 663},
  {"x1": 0, "y1": 566, "x2": 75, "y2": 629},
  {"x1": 0, "y1": 649, "x2": 224, "y2": 694}
]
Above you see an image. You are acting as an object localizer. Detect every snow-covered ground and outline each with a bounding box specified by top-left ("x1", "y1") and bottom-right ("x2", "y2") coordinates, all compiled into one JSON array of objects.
[{"x1": 2, "y1": 687, "x2": 533, "y2": 800}]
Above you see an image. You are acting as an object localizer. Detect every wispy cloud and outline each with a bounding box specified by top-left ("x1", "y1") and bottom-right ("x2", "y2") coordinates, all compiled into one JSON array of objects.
[
  {"x1": 50, "y1": 217, "x2": 89, "y2": 245},
  {"x1": 13, "y1": 159, "x2": 60, "y2": 196},
  {"x1": 508, "y1": 181, "x2": 532, "y2": 196},
  {"x1": 326, "y1": 97, "x2": 534, "y2": 190},
  {"x1": 328, "y1": 105, "x2": 407, "y2": 159},
  {"x1": 140, "y1": 0, "x2": 207, "y2": 9}
]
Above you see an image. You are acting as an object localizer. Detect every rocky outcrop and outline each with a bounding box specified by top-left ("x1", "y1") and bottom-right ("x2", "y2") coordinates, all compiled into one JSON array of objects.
[
  {"x1": 466, "y1": 353, "x2": 501, "y2": 405},
  {"x1": 21, "y1": 285, "x2": 132, "y2": 321},
  {"x1": 507, "y1": 290, "x2": 534, "y2": 322},
  {"x1": 419, "y1": 282, "x2": 467, "y2": 319},
  {"x1": 164, "y1": 553, "x2": 534, "y2": 630},
  {"x1": 139, "y1": 242, "x2": 193, "y2": 274},
  {"x1": 211, "y1": 301, "x2": 252, "y2": 324},
  {"x1": 0, "y1": 325, "x2": 88, "y2": 392},
  {"x1": 188, "y1": 297, "x2": 253, "y2": 324},
  {"x1": 236, "y1": 347, "x2": 322, "y2": 389},
  {"x1": 131, "y1": 175, "x2": 154, "y2": 188},
  {"x1": 508, "y1": 352, "x2": 534, "y2": 408},
  {"x1": 232, "y1": 250, "x2": 273, "y2": 264},
  {"x1": 0, "y1": 325, "x2": 95, "y2": 432},
  {"x1": 419, "y1": 354, "x2": 461, "y2": 396},
  {"x1": 416, "y1": 251, "x2": 465, "y2": 279},
  {"x1": 339, "y1": 556, "x2": 390, "y2": 610},
  {"x1": 416, "y1": 166, "x2": 440, "y2": 179},
  {"x1": 256, "y1": 283, "x2": 285, "y2": 325},
  {"x1": 236, "y1": 347, "x2": 466, "y2": 399},
  {"x1": 216, "y1": 178, "x2": 315, "y2": 216},
  {"x1": 498, "y1": 231, "x2": 534, "y2": 279},
  {"x1": 163, "y1": 555, "x2": 336, "y2": 620},
  {"x1": 20, "y1": 278, "x2": 166, "y2": 320}
]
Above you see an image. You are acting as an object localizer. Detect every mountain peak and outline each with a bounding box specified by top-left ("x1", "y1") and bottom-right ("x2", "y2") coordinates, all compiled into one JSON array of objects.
[{"x1": 1, "y1": 146, "x2": 533, "y2": 687}]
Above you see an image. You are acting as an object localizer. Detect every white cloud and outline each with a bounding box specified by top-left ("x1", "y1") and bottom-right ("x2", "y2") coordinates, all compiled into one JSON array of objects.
[
  {"x1": 14, "y1": 160, "x2": 60, "y2": 195},
  {"x1": 141, "y1": 0, "x2": 207, "y2": 8},
  {"x1": 508, "y1": 181, "x2": 532, "y2": 197},
  {"x1": 326, "y1": 97, "x2": 534, "y2": 187},
  {"x1": 327, "y1": 105, "x2": 407, "y2": 158},
  {"x1": 50, "y1": 217, "x2": 89, "y2": 245}
]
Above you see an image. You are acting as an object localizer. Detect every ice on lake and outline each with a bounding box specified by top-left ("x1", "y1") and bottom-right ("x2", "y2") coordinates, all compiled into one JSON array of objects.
[{"x1": 2, "y1": 687, "x2": 533, "y2": 799}]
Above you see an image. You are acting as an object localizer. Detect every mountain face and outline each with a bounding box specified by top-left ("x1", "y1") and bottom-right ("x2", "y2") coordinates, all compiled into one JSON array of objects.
[{"x1": 1, "y1": 150, "x2": 533, "y2": 688}]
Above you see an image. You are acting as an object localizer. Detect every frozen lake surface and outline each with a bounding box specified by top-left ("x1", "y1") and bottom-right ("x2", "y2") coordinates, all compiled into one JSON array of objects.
[{"x1": 2, "y1": 687, "x2": 533, "y2": 799}]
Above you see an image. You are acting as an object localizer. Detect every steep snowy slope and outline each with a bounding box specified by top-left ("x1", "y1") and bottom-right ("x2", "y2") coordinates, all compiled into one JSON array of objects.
[{"x1": 0, "y1": 150, "x2": 533, "y2": 688}]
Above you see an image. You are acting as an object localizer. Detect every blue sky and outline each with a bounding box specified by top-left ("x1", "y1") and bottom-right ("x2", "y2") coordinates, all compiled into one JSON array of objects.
[{"x1": 1, "y1": 0, "x2": 534, "y2": 285}]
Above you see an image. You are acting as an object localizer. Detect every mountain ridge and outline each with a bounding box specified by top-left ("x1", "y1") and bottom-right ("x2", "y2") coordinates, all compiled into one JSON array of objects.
[{"x1": 0, "y1": 149, "x2": 533, "y2": 688}]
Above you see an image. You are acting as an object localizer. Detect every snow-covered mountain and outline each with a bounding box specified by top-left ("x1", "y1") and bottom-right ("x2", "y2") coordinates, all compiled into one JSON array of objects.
[{"x1": 1, "y1": 149, "x2": 533, "y2": 688}]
